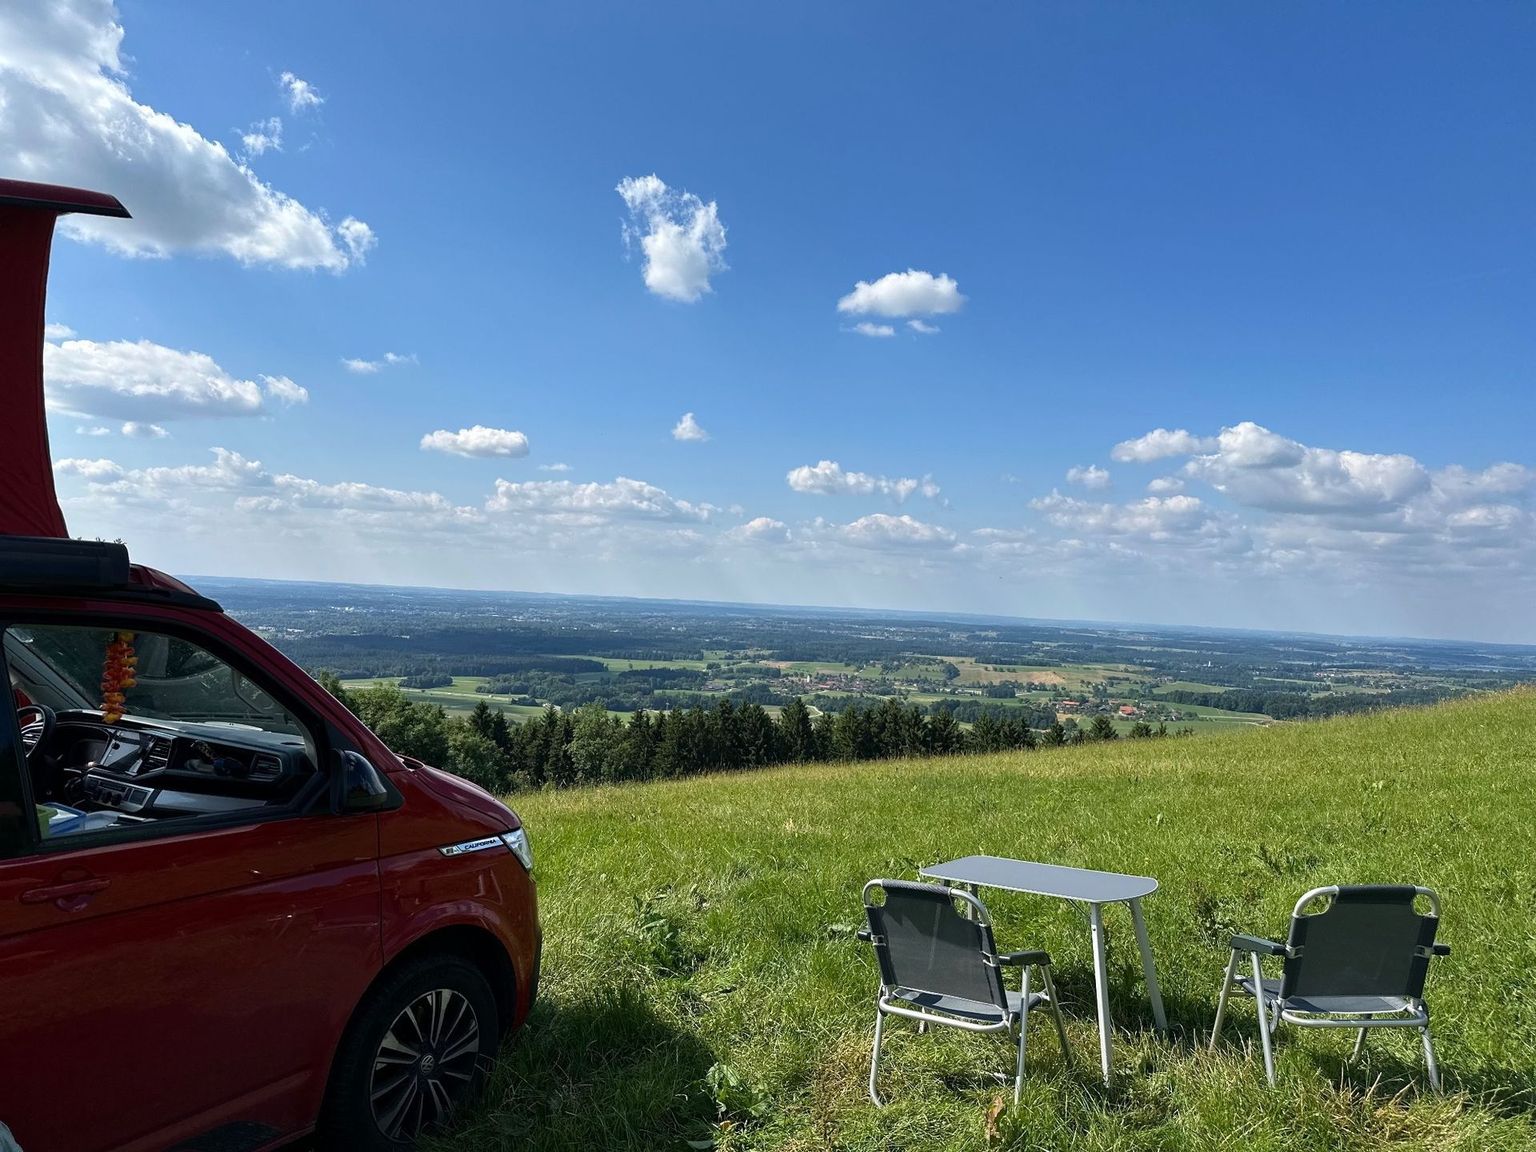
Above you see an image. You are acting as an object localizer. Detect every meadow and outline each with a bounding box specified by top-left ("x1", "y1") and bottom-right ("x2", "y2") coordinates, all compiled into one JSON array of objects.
[{"x1": 430, "y1": 689, "x2": 1536, "y2": 1151}]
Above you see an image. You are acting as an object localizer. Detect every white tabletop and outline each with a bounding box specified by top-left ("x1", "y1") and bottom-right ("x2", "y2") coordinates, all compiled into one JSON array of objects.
[{"x1": 920, "y1": 855, "x2": 1158, "y2": 904}]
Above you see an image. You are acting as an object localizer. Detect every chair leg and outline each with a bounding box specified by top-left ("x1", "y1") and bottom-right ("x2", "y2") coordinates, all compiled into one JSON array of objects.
[
  {"x1": 1351, "y1": 1016, "x2": 1371, "y2": 1062},
  {"x1": 1210, "y1": 950, "x2": 1239, "y2": 1049},
  {"x1": 1014, "y1": 968, "x2": 1032, "y2": 1106},
  {"x1": 1251, "y1": 953, "x2": 1277, "y2": 1086},
  {"x1": 1421, "y1": 1022, "x2": 1442, "y2": 1093},
  {"x1": 869, "y1": 1008, "x2": 887, "y2": 1107},
  {"x1": 1041, "y1": 965, "x2": 1071, "y2": 1065}
]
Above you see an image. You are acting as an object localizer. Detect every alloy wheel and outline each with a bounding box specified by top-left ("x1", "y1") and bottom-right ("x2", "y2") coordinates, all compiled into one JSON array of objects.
[{"x1": 369, "y1": 987, "x2": 482, "y2": 1141}]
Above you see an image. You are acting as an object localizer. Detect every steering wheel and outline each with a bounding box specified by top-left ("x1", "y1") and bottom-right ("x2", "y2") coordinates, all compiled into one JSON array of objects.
[{"x1": 17, "y1": 704, "x2": 56, "y2": 767}]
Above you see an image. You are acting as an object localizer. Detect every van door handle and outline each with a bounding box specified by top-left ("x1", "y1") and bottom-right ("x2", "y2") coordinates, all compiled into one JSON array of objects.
[{"x1": 21, "y1": 877, "x2": 111, "y2": 905}]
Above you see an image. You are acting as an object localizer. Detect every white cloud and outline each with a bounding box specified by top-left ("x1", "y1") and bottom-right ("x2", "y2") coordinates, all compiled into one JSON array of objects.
[
  {"x1": 1066, "y1": 464, "x2": 1111, "y2": 490},
  {"x1": 616, "y1": 174, "x2": 728, "y2": 302},
  {"x1": 1429, "y1": 463, "x2": 1534, "y2": 501},
  {"x1": 1111, "y1": 428, "x2": 1217, "y2": 462},
  {"x1": 342, "y1": 351, "x2": 416, "y2": 374},
  {"x1": 260, "y1": 375, "x2": 308, "y2": 406},
  {"x1": 57, "y1": 447, "x2": 480, "y2": 525},
  {"x1": 420, "y1": 426, "x2": 531, "y2": 459},
  {"x1": 144, "y1": 447, "x2": 268, "y2": 490},
  {"x1": 837, "y1": 269, "x2": 965, "y2": 318},
  {"x1": 836, "y1": 513, "x2": 957, "y2": 551},
  {"x1": 55, "y1": 457, "x2": 126, "y2": 481},
  {"x1": 58, "y1": 447, "x2": 268, "y2": 497},
  {"x1": 487, "y1": 476, "x2": 715, "y2": 522},
  {"x1": 76, "y1": 424, "x2": 111, "y2": 437},
  {"x1": 1028, "y1": 422, "x2": 1536, "y2": 588},
  {"x1": 120, "y1": 421, "x2": 167, "y2": 439},
  {"x1": 907, "y1": 319, "x2": 940, "y2": 334},
  {"x1": 336, "y1": 217, "x2": 376, "y2": 263},
  {"x1": 279, "y1": 71, "x2": 323, "y2": 112},
  {"x1": 45, "y1": 335, "x2": 276, "y2": 420},
  {"x1": 672, "y1": 412, "x2": 710, "y2": 442},
  {"x1": 848, "y1": 322, "x2": 896, "y2": 338},
  {"x1": 729, "y1": 516, "x2": 790, "y2": 543},
  {"x1": 0, "y1": 3, "x2": 372, "y2": 270},
  {"x1": 538, "y1": 462, "x2": 572, "y2": 473},
  {"x1": 45, "y1": 323, "x2": 76, "y2": 340},
  {"x1": 241, "y1": 116, "x2": 282, "y2": 156},
  {"x1": 272, "y1": 475, "x2": 466, "y2": 515},
  {"x1": 1186, "y1": 423, "x2": 1429, "y2": 514},
  {"x1": 786, "y1": 460, "x2": 940, "y2": 503},
  {"x1": 1031, "y1": 490, "x2": 1221, "y2": 540}
]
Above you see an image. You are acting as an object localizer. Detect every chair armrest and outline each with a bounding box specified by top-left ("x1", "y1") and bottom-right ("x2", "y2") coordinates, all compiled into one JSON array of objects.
[
  {"x1": 998, "y1": 949, "x2": 1051, "y2": 967},
  {"x1": 1229, "y1": 933, "x2": 1287, "y2": 957},
  {"x1": 856, "y1": 928, "x2": 872, "y2": 944},
  {"x1": 1432, "y1": 942, "x2": 1451, "y2": 957}
]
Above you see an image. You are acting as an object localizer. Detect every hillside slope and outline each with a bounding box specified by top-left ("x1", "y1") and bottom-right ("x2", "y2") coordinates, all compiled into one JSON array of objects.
[{"x1": 437, "y1": 690, "x2": 1536, "y2": 1151}]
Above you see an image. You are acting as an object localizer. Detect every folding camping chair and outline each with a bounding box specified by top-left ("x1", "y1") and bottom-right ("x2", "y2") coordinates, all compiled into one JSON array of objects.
[
  {"x1": 858, "y1": 878, "x2": 1069, "y2": 1106},
  {"x1": 1210, "y1": 885, "x2": 1451, "y2": 1089}
]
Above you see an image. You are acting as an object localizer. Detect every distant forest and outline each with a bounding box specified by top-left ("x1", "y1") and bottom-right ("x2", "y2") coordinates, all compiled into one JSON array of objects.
[{"x1": 317, "y1": 674, "x2": 1173, "y2": 794}]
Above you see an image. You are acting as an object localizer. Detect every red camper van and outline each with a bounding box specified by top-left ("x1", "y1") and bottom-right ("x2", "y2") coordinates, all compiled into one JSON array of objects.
[{"x1": 0, "y1": 180, "x2": 540, "y2": 1152}]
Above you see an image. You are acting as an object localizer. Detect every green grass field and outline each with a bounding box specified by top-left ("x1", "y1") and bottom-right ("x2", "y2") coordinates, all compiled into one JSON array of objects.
[{"x1": 429, "y1": 689, "x2": 1536, "y2": 1151}]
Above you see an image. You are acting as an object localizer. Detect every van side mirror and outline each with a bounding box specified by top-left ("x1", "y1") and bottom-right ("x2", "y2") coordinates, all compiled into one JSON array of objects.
[{"x1": 332, "y1": 749, "x2": 402, "y2": 813}]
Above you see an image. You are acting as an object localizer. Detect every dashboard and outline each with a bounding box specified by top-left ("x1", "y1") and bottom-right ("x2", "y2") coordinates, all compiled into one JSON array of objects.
[{"x1": 47, "y1": 712, "x2": 314, "y2": 820}]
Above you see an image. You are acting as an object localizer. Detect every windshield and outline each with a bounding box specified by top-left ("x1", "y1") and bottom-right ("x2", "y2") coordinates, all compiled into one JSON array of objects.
[{"x1": 5, "y1": 624, "x2": 306, "y2": 737}]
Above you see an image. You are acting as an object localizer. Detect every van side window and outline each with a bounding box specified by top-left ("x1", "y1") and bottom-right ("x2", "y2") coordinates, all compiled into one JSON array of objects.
[{"x1": 4, "y1": 622, "x2": 319, "y2": 846}]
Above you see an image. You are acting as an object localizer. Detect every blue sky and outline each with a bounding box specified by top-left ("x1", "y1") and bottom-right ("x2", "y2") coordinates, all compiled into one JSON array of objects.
[{"x1": 7, "y1": 1, "x2": 1535, "y2": 640}]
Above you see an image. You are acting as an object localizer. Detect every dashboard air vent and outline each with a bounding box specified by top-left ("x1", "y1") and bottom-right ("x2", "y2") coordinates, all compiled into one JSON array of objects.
[{"x1": 144, "y1": 737, "x2": 173, "y2": 772}]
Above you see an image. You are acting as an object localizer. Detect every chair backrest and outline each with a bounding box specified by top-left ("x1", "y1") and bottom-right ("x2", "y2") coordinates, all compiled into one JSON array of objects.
[
  {"x1": 862, "y1": 879, "x2": 1008, "y2": 1013},
  {"x1": 1280, "y1": 885, "x2": 1441, "y2": 1002}
]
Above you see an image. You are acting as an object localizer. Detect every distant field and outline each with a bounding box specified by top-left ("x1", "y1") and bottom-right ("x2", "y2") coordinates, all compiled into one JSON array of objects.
[
  {"x1": 436, "y1": 690, "x2": 1536, "y2": 1152},
  {"x1": 773, "y1": 660, "x2": 864, "y2": 676},
  {"x1": 1161, "y1": 701, "x2": 1271, "y2": 725},
  {"x1": 340, "y1": 676, "x2": 547, "y2": 719},
  {"x1": 597, "y1": 657, "x2": 710, "y2": 672},
  {"x1": 1155, "y1": 679, "x2": 1232, "y2": 694}
]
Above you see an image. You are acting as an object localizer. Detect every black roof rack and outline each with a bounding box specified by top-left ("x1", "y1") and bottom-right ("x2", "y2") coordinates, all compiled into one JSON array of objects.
[
  {"x1": 0, "y1": 536, "x2": 222, "y2": 611},
  {"x1": 0, "y1": 536, "x2": 131, "y2": 589}
]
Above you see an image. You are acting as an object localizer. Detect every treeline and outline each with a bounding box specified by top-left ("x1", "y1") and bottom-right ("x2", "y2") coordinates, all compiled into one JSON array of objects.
[
  {"x1": 315, "y1": 673, "x2": 1175, "y2": 794},
  {"x1": 1160, "y1": 686, "x2": 1464, "y2": 720},
  {"x1": 473, "y1": 665, "x2": 792, "y2": 714},
  {"x1": 399, "y1": 672, "x2": 453, "y2": 689},
  {"x1": 276, "y1": 632, "x2": 694, "y2": 678}
]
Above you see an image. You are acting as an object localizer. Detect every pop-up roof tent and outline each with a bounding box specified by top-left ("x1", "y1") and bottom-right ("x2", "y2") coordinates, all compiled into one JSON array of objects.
[{"x1": 0, "y1": 179, "x2": 130, "y2": 539}]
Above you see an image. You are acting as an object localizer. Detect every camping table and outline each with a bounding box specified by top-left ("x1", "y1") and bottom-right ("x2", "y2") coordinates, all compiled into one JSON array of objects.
[{"x1": 919, "y1": 855, "x2": 1167, "y2": 1085}]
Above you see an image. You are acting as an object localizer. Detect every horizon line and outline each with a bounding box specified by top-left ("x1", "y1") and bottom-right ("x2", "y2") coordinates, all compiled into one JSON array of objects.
[{"x1": 179, "y1": 572, "x2": 1536, "y2": 654}]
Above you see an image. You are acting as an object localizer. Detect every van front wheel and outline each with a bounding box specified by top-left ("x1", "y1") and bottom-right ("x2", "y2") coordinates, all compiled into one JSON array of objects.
[{"x1": 318, "y1": 953, "x2": 499, "y2": 1151}]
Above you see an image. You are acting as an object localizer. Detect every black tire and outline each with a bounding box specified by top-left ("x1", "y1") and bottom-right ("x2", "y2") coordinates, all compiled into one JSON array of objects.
[{"x1": 316, "y1": 953, "x2": 500, "y2": 1152}]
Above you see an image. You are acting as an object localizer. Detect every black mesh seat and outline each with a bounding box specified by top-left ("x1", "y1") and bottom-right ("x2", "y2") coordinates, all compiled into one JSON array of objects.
[
  {"x1": 1210, "y1": 885, "x2": 1450, "y2": 1089},
  {"x1": 1235, "y1": 976, "x2": 1421, "y2": 1019},
  {"x1": 890, "y1": 987, "x2": 1051, "y2": 1023},
  {"x1": 859, "y1": 879, "x2": 1069, "y2": 1106}
]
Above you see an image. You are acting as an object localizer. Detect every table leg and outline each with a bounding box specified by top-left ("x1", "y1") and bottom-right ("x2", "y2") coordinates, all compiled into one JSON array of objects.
[
  {"x1": 1129, "y1": 898, "x2": 1168, "y2": 1032},
  {"x1": 1089, "y1": 902, "x2": 1113, "y2": 1086}
]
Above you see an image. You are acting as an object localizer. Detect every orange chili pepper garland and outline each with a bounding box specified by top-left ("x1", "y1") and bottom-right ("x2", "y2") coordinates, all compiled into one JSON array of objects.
[{"x1": 101, "y1": 630, "x2": 138, "y2": 723}]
